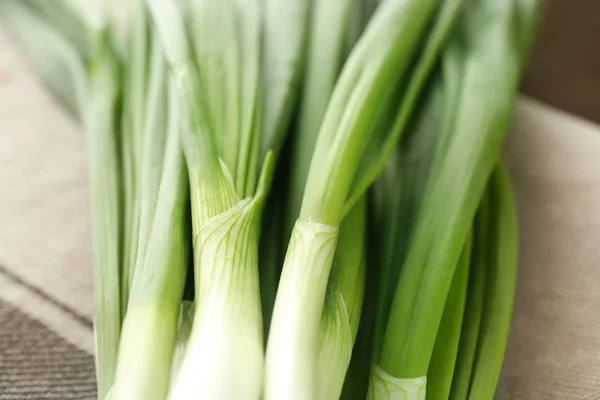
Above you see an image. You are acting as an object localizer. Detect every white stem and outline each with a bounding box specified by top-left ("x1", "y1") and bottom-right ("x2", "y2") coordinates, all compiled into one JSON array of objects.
[
  {"x1": 111, "y1": 305, "x2": 179, "y2": 400},
  {"x1": 368, "y1": 367, "x2": 426, "y2": 400},
  {"x1": 265, "y1": 219, "x2": 338, "y2": 400},
  {"x1": 169, "y1": 199, "x2": 264, "y2": 400},
  {"x1": 316, "y1": 294, "x2": 353, "y2": 400}
]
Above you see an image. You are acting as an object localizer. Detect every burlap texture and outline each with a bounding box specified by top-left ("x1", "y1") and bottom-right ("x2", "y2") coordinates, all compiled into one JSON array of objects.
[{"x1": 1, "y1": 20, "x2": 600, "y2": 400}]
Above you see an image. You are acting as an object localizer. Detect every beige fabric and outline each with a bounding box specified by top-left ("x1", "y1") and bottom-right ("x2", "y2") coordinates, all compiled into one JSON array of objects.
[
  {"x1": 0, "y1": 27, "x2": 93, "y2": 333},
  {"x1": 498, "y1": 99, "x2": 600, "y2": 400},
  {"x1": 1, "y1": 23, "x2": 600, "y2": 400},
  {"x1": 0, "y1": 300, "x2": 96, "y2": 399}
]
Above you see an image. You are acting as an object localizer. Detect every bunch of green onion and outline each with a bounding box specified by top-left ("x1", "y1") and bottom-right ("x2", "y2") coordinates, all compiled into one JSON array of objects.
[{"x1": 1, "y1": 0, "x2": 542, "y2": 399}]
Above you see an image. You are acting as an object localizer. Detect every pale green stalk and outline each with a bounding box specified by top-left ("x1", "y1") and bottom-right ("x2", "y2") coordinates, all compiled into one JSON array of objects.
[
  {"x1": 120, "y1": 0, "x2": 150, "y2": 312},
  {"x1": 284, "y1": 1, "x2": 368, "y2": 397},
  {"x1": 169, "y1": 169, "x2": 272, "y2": 400},
  {"x1": 286, "y1": 0, "x2": 357, "y2": 235},
  {"x1": 131, "y1": 34, "x2": 169, "y2": 291},
  {"x1": 265, "y1": 1, "x2": 440, "y2": 398},
  {"x1": 112, "y1": 83, "x2": 190, "y2": 400},
  {"x1": 188, "y1": 0, "x2": 262, "y2": 197},
  {"x1": 147, "y1": 0, "x2": 275, "y2": 398},
  {"x1": 467, "y1": 166, "x2": 518, "y2": 400},
  {"x1": 172, "y1": 1, "x2": 268, "y2": 398},
  {"x1": 85, "y1": 25, "x2": 123, "y2": 400},
  {"x1": 317, "y1": 198, "x2": 367, "y2": 400}
]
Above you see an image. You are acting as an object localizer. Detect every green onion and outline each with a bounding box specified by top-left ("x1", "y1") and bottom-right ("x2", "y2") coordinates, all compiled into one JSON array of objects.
[
  {"x1": 85, "y1": 23, "x2": 123, "y2": 400},
  {"x1": 467, "y1": 166, "x2": 519, "y2": 400},
  {"x1": 265, "y1": 1, "x2": 441, "y2": 398},
  {"x1": 426, "y1": 232, "x2": 472, "y2": 400},
  {"x1": 284, "y1": 1, "x2": 369, "y2": 397},
  {"x1": 448, "y1": 199, "x2": 490, "y2": 400},
  {"x1": 5, "y1": 1, "x2": 541, "y2": 398},
  {"x1": 374, "y1": 1, "x2": 535, "y2": 396},
  {"x1": 286, "y1": 0, "x2": 358, "y2": 235},
  {"x1": 120, "y1": 0, "x2": 149, "y2": 312},
  {"x1": 112, "y1": 83, "x2": 189, "y2": 400},
  {"x1": 317, "y1": 198, "x2": 367, "y2": 400},
  {"x1": 146, "y1": 0, "x2": 275, "y2": 397}
]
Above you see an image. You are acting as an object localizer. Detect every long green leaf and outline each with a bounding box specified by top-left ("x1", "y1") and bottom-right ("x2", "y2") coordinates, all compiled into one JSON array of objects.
[
  {"x1": 448, "y1": 198, "x2": 490, "y2": 400},
  {"x1": 343, "y1": 0, "x2": 464, "y2": 216},
  {"x1": 266, "y1": 1, "x2": 440, "y2": 398},
  {"x1": 130, "y1": 32, "x2": 169, "y2": 299},
  {"x1": 467, "y1": 166, "x2": 519, "y2": 400},
  {"x1": 299, "y1": 0, "x2": 440, "y2": 226},
  {"x1": 188, "y1": 0, "x2": 262, "y2": 197},
  {"x1": 85, "y1": 26, "x2": 123, "y2": 400},
  {"x1": 286, "y1": 0, "x2": 357, "y2": 234},
  {"x1": 379, "y1": 0, "x2": 526, "y2": 381},
  {"x1": 426, "y1": 231, "x2": 472, "y2": 400},
  {"x1": 112, "y1": 83, "x2": 190, "y2": 400},
  {"x1": 120, "y1": 0, "x2": 150, "y2": 312},
  {"x1": 370, "y1": 77, "x2": 444, "y2": 367}
]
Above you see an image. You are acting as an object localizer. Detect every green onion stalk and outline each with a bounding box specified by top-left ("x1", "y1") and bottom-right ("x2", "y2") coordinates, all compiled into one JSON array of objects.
[
  {"x1": 85, "y1": 27, "x2": 123, "y2": 400},
  {"x1": 369, "y1": 1, "x2": 540, "y2": 398},
  {"x1": 426, "y1": 232, "x2": 472, "y2": 400},
  {"x1": 119, "y1": 0, "x2": 150, "y2": 314},
  {"x1": 145, "y1": 0, "x2": 287, "y2": 398},
  {"x1": 285, "y1": 0, "x2": 368, "y2": 398},
  {"x1": 467, "y1": 166, "x2": 519, "y2": 400},
  {"x1": 367, "y1": 69, "x2": 457, "y2": 400},
  {"x1": 301, "y1": 0, "x2": 464, "y2": 396},
  {"x1": 447, "y1": 195, "x2": 491, "y2": 400},
  {"x1": 109, "y1": 22, "x2": 190, "y2": 393},
  {"x1": 265, "y1": 1, "x2": 443, "y2": 398},
  {"x1": 111, "y1": 82, "x2": 190, "y2": 400},
  {"x1": 258, "y1": 0, "x2": 311, "y2": 335}
]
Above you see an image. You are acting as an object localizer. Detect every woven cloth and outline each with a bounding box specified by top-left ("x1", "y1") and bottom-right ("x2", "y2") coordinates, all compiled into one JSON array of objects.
[{"x1": 1, "y1": 25, "x2": 600, "y2": 400}]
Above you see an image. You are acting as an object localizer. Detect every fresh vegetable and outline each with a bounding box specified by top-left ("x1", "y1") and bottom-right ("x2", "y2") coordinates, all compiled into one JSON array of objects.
[
  {"x1": 85, "y1": 26, "x2": 123, "y2": 400},
  {"x1": 372, "y1": 2, "x2": 539, "y2": 397},
  {"x1": 467, "y1": 166, "x2": 519, "y2": 400},
  {"x1": 2, "y1": 0, "x2": 541, "y2": 399}
]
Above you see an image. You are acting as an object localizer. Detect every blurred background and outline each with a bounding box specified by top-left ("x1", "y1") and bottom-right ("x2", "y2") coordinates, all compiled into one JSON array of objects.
[{"x1": 523, "y1": 0, "x2": 600, "y2": 123}]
